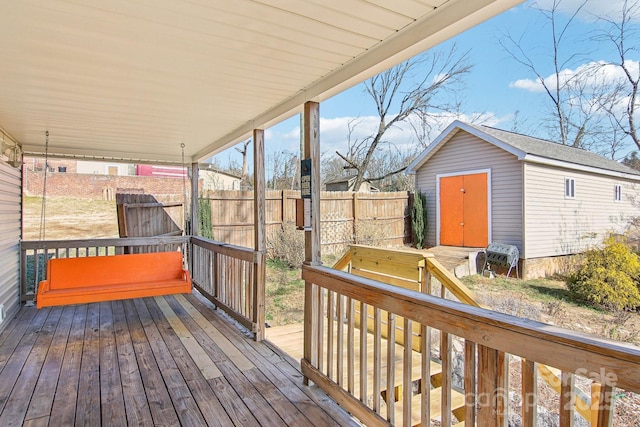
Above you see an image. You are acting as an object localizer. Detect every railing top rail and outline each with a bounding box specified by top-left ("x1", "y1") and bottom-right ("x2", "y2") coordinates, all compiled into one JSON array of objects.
[
  {"x1": 190, "y1": 236, "x2": 258, "y2": 262},
  {"x1": 21, "y1": 236, "x2": 188, "y2": 250},
  {"x1": 303, "y1": 264, "x2": 640, "y2": 391}
]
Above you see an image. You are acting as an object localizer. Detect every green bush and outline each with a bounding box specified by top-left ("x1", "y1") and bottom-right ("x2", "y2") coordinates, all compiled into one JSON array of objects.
[
  {"x1": 411, "y1": 192, "x2": 427, "y2": 249},
  {"x1": 268, "y1": 221, "x2": 305, "y2": 268},
  {"x1": 568, "y1": 237, "x2": 640, "y2": 310},
  {"x1": 198, "y1": 196, "x2": 214, "y2": 240}
]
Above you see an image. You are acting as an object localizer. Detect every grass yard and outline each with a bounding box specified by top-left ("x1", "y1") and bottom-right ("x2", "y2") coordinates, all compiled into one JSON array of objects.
[
  {"x1": 23, "y1": 196, "x2": 119, "y2": 240},
  {"x1": 462, "y1": 274, "x2": 640, "y2": 345},
  {"x1": 265, "y1": 259, "x2": 305, "y2": 326}
]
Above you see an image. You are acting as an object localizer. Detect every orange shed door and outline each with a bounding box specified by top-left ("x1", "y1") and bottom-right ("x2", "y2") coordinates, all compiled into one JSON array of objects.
[
  {"x1": 440, "y1": 176, "x2": 464, "y2": 246},
  {"x1": 440, "y1": 173, "x2": 488, "y2": 247}
]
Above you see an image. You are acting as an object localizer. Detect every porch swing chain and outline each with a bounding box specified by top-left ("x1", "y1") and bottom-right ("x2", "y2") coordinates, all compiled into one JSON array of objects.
[
  {"x1": 39, "y1": 131, "x2": 49, "y2": 243},
  {"x1": 33, "y1": 131, "x2": 50, "y2": 304}
]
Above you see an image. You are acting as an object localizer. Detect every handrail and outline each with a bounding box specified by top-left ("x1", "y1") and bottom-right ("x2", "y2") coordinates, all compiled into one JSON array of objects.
[
  {"x1": 20, "y1": 236, "x2": 188, "y2": 250},
  {"x1": 303, "y1": 263, "x2": 640, "y2": 426},
  {"x1": 330, "y1": 245, "x2": 627, "y2": 425},
  {"x1": 307, "y1": 264, "x2": 640, "y2": 389},
  {"x1": 190, "y1": 236, "x2": 265, "y2": 341},
  {"x1": 424, "y1": 255, "x2": 483, "y2": 307}
]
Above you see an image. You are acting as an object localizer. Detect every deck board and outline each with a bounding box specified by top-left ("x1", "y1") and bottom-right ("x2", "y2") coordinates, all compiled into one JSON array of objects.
[
  {"x1": 144, "y1": 296, "x2": 233, "y2": 427},
  {"x1": 24, "y1": 305, "x2": 75, "y2": 423},
  {"x1": 76, "y1": 303, "x2": 101, "y2": 426},
  {"x1": 184, "y1": 293, "x2": 358, "y2": 427},
  {"x1": 0, "y1": 291, "x2": 357, "y2": 426},
  {"x1": 99, "y1": 301, "x2": 128, "y2": 426},
  {"x1": 111, "y1": 300, "x2": 154, "y2": 427},
  {"x1": 124, "y1": 298, "x2": 180, "y2": 426},
  {"x1": 49, "y1": 304, "x2": 86, "y2": 426}
]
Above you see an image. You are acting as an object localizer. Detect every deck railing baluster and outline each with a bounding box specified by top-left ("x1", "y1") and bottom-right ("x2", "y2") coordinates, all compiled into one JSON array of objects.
[
  {"x1": 337, "y1": 293, "x2": 344, "y2": 387},
  {"x1": 300, "y1": 263, "x2": 636, "y2": 427}
]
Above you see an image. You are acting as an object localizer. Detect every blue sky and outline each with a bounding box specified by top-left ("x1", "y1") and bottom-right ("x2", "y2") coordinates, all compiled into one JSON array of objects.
[{"x1": 215, "y1": 0, "x2": 639, "y2": 171}]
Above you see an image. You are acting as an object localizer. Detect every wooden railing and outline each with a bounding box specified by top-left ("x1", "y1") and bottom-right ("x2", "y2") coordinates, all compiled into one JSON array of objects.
[
  {"x1": 20, "y1": 235, "x2": 266, "y2": 340},
  {"x1": 303, "y1": 262, "x2": 640, "y2": 426},
  {"x1": 425, "y1": 253, "x2": 596, "y2": 422},
  {"x1": 20, "y1": 236, "x2": 187, "y2": 303},
  {"x1": 190, "y1": 236, "x2": 266, "y2": 341}
]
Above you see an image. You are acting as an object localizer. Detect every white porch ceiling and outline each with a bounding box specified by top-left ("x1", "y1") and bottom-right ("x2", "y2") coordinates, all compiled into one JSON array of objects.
[{"x1": 0, "y1": 0, "x2": 522, "y2": 164}]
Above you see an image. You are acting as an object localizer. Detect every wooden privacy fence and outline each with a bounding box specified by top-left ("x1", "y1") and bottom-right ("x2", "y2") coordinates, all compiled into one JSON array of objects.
[{"x1": 204, "y1": 190, "x2": 411, "y2": 254}]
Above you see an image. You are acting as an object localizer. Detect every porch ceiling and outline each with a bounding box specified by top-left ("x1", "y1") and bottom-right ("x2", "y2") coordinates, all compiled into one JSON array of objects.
[{"x1": 0, "y1": 0, "x2": 521, "y2": 164}]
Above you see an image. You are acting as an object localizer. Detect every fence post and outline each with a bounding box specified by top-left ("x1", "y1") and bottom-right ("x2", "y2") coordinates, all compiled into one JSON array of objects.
[
  {"x1": 352, "y1": 192, "x2": 359, "y2": 244},
  {"x1": 281, "y1": 190, "x2": 286, "y2": 226}
]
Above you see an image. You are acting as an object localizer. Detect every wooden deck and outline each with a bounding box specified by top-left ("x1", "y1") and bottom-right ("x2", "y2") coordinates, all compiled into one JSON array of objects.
[{"x1": 0, "y1": 292, "x2": 359, "y2": 426}]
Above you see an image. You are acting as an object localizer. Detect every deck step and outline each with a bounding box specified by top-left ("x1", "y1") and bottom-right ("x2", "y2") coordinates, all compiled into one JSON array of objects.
[
  {"x1": 392, "y1": 387, "x2": 465, "y2": 427},
  {"x1": 380, "y1": 359, "x2": 443, "y2": 402}
]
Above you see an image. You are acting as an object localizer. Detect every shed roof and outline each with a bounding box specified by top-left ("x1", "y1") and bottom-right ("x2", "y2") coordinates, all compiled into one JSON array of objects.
[
  {"x1": 406, "y1": 120, "x2": 640, "y2": 179},
  {"x1": 325, "y1": 174, "x2": 358, "y2": 185}
]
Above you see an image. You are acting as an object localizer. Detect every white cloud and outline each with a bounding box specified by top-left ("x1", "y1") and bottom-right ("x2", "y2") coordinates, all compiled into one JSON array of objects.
[
  {"x1": 510, "y1": 60, "x2": 639, "y2": 93},
  {"x1": 510, "y1": 77, "x2": 546, "y2": 92}
]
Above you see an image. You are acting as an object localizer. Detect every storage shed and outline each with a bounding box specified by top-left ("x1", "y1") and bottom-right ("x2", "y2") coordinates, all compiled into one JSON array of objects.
[
  {"x1": 406, "y1": 120, "x2": 640, "y2": 278},
  {"x1": 325, "y1": 174, "x2": 379, "y2": 192}
]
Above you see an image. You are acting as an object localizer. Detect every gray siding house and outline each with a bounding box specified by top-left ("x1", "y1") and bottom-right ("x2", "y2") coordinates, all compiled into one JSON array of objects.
[
  {"x1": 0, "y1": 153, "x2": 22, "y2": 333},
  {"x1": 406, "y1": 120, "x2": 640, "y2": 278}
]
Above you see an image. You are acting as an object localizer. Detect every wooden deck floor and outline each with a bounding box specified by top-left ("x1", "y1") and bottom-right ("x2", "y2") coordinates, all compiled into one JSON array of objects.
[{"x1": 0, "y1": 292, "x2": 359, "y2": 426}]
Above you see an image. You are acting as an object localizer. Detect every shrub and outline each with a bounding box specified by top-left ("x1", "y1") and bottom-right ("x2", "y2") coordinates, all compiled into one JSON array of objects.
[
  {"x1": 568, "y1": 237, "x2": 640, "y2": 310},
  {"x1": 198, "y1": 197, "x2": 214, "y2": 239},
  {"x1": 411, "y1": 192, "x2": 427, "y2": 249},
  {"x1": 268, "y1": 221, "x2": 305, "y2": 268}
]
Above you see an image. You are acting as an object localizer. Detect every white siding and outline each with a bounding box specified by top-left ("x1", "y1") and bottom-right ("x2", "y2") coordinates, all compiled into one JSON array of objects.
[
  {"x1": 523, "y1": 162, "x2": 638, "y2": 258},
  {"x1": 0, "y1": 160, "x2": 21, "y2": 332},
  {"x1": 415, "y1": 131, "x2": 523, "y2": 252}
]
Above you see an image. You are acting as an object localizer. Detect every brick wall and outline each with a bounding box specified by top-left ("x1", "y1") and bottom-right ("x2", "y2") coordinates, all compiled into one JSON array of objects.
[{"x1": 24, "y1": 170, "x2": 196, "y2": 200}]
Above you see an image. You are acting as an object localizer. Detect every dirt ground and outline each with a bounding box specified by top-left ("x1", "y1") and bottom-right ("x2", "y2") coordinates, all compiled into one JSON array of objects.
[{"x1": 23, "y1": 196, "x2": 118, "y2": 240}]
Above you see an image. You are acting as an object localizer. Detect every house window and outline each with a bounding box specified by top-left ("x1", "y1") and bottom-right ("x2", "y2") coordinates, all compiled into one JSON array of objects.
[
  {"x1": 614, "y1": 184, "x2": 622, "y2": 202},
  {"x1": 564, "y1": 178, "x2": 575, "y2": 199}
]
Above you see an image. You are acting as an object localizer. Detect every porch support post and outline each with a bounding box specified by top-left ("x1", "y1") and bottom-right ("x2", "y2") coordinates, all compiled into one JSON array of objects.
[
  {"x1": 189, "y1": 162, "x2": 199, "y2": 275},
  {"x1": 253, "y1": 129, "x2": 266, "y2": 341},
  {"x1": 303, "y1": 101, "x2": 321, "y2": 385},
  {"x1": 191, "y1": 162, "x2": 199, "y2": 236}
]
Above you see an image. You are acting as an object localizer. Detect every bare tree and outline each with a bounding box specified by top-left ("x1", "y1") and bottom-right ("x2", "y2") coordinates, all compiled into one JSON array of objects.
[
  {"x1": 593, "y1": 0, "x2": 640, "y2": 150},
  {"x1": 267, "y1": 149, "x2": 299, "y2": 190},
  {"x1": 235, "y1": 139, "x2": 251, "y2": 185},
  {"x1": 500, "y1": 0, "x2": 590, "y2": 147},
  {"x1": 502, "y1": 0, "x2": 639, "y2": 158},
  {"x1": 335, "y1": 45, "x2": 472, "y2": 191}
]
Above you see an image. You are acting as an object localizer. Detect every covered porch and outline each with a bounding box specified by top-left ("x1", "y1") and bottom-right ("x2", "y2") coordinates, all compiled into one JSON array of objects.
[{"x1": 2, "y1": 1, "x2": 639, "y2": 426}]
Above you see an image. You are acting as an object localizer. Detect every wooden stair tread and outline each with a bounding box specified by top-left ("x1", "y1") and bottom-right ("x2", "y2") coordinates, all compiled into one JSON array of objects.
[
  {"x1": 268, "y1": 322, "x2": 444, "y2": 396},
  {"x1": 393, "y1": 387, "x2": 465, "y2": 427}
]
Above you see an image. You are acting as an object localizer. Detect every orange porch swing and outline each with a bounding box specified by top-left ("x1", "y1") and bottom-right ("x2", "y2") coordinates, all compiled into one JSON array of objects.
[{"x1": 34, "y1": 137, "x2": 192, "y2": 309}]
